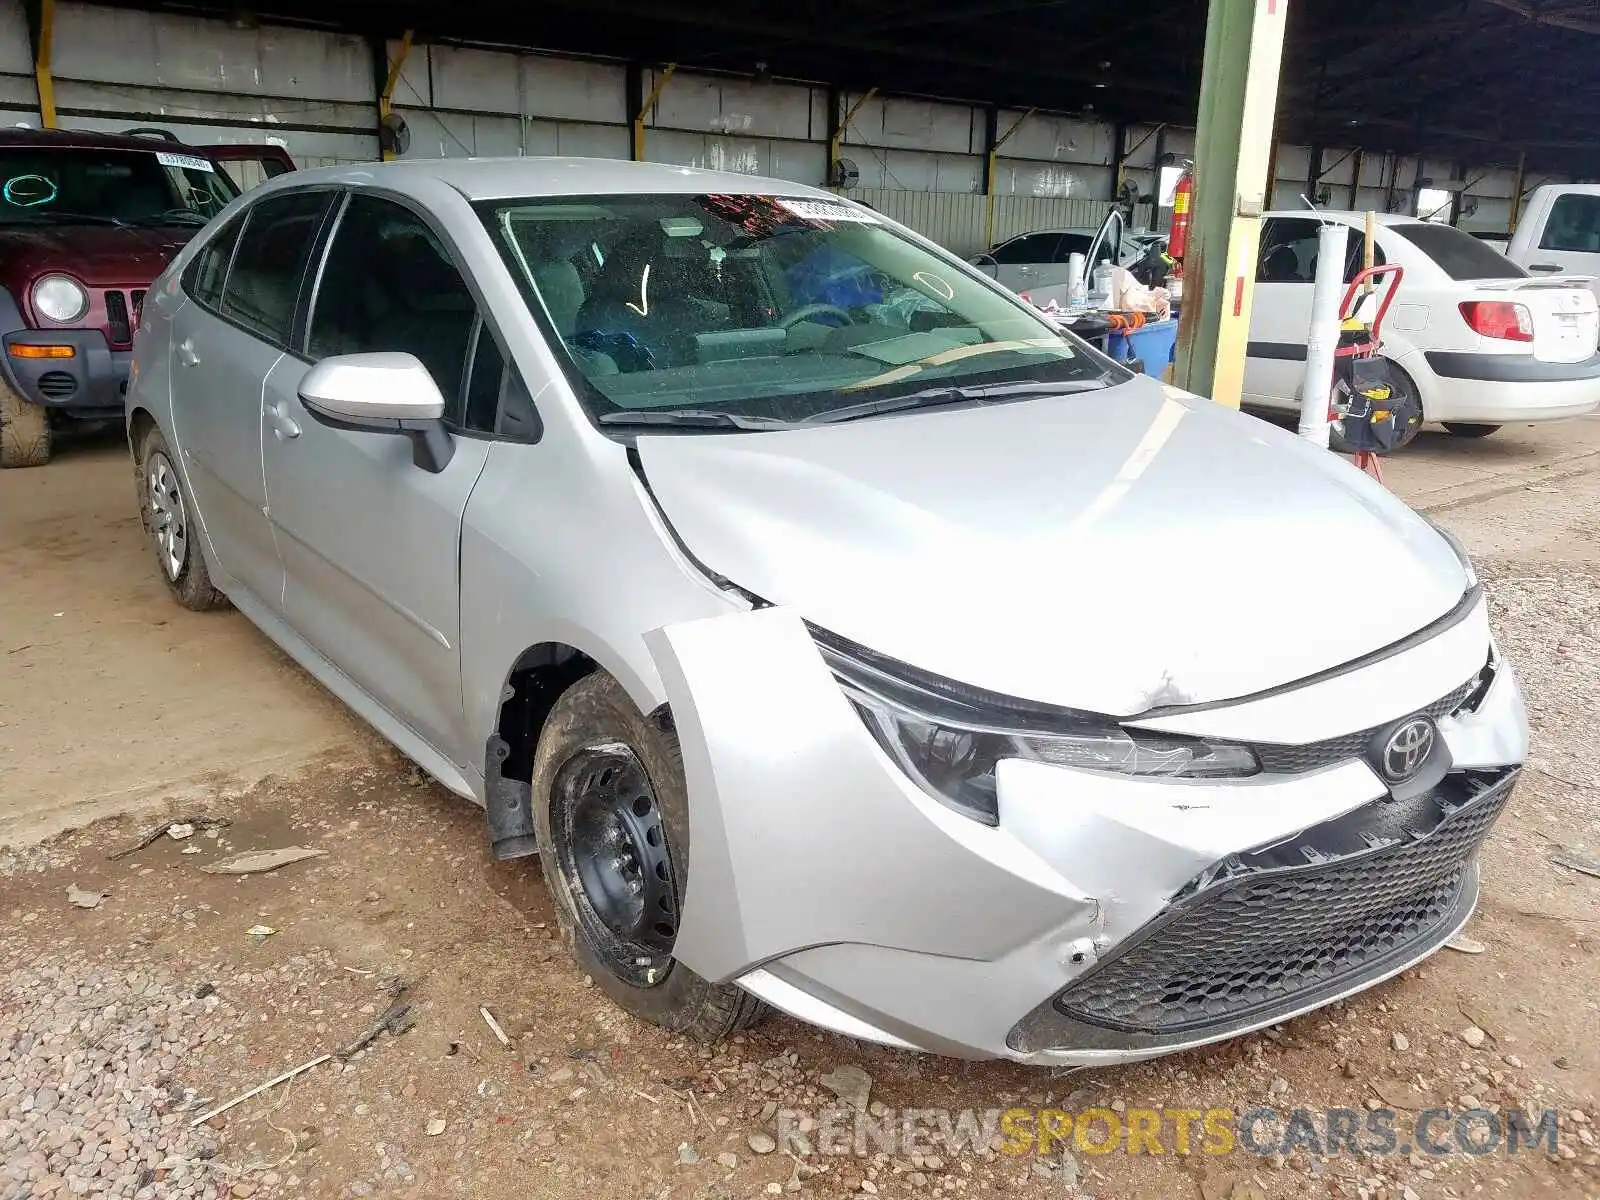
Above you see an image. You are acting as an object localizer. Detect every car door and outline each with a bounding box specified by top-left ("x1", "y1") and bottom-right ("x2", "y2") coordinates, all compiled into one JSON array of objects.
[
  {"x1": 1244, "y1": 217, "x2": 1324, "y2": 408},
  {"x1": 260, "y1": 191, "x2": 494, "y2": 762},
  {"x1": 167, "y1": 190, "x2": 333, "y2": 608}
]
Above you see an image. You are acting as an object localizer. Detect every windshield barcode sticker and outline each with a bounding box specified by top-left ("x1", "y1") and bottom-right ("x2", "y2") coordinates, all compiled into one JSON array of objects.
[
  {"x1": 156, "y1": 151, "x2": 216, "y2": 173},
  {"x1": 775, "y1": 198, "x2": 878, "y2": 224}
]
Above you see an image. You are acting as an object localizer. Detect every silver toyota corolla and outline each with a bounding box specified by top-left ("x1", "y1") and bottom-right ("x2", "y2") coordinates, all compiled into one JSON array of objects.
[{"x1": 125, "y1": 158, "x2": 1528, "y2": 1066}]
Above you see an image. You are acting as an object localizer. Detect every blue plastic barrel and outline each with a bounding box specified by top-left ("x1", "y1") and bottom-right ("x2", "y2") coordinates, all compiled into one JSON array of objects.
[{"x1": 1106, "y1": 317, "x2": 1179, "y2": 375}]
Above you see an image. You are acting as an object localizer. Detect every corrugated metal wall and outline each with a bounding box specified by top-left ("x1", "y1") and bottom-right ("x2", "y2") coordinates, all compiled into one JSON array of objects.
[{"x1": 0, "y1": 0, "x2": 1571, "y2": 240}]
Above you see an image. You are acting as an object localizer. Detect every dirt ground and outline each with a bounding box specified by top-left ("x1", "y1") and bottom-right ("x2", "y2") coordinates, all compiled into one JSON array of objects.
[{"x1": 3, "y1": 420, "x2": 1600, "y2": 1200}]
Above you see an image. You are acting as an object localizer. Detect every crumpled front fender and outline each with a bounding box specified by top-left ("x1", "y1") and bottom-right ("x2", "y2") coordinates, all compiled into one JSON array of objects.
[{"x1": 646, "y1": 605, "x2": 1085, "y2": 984}]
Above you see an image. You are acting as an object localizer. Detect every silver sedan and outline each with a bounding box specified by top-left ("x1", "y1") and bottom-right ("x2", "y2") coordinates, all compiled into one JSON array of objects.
[{"x1": 126, "y1": 157, "x2": 1527, "y2": 1065}]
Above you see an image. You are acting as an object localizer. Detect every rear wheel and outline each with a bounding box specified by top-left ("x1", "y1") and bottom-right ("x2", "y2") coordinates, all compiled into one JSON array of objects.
[
  {"x1": 1443, "y1": 423, "x2": 1503, "y2": 439},
  {"x1": 136, "y1": 425, "x2": 227, "y2": 611},
  {"x1": 1329, "y1": 358, "x2": 1423, "y2": 455},
  {"x1": 532, "y1": 671, "x2": 767, "y2": 1042},
  {"x1": 0, "y1": 380, "x2": 51, "y2": 468}
]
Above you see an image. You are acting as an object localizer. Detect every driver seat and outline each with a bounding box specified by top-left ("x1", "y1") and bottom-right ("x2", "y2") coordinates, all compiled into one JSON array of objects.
[{"x1": 573, "y1": 230, "x2": 704, "y2": 371}]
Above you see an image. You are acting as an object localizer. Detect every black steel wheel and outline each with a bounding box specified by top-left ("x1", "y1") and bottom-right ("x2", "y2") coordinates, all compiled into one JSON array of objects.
[
  {"x1": 530, "y1": 671, "x2": 768, "y2": 1041},
  {"x1": 550, "y1": 745, "x2": 680, "y2": 988}
]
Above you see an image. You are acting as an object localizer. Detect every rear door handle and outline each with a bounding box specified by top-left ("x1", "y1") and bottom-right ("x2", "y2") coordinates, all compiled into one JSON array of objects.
[
  {"x1": 1529, "y1": 263, "x2": 1564, "y2": 273},
  {"x1": 176, "y1": 338, "x2": 200, "y2": 366},
  {"x1": 267, "y1": 401, "x2": 301, "y2": 440}
]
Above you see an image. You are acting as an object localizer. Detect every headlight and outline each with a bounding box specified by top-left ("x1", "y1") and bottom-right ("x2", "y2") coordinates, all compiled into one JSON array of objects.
[
  {"x1": 814, "y1": 630, "x2": 1259, "y2": 826},
  {"x1": 32, "y1": 275, "x2": 89, "y2": 324},
  {"x1": 1423, "y1": 516, "x2": 1477, "y2": 589}
]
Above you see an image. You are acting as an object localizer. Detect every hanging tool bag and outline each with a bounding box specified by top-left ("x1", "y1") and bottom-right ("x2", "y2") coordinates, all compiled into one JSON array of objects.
[{"x1": 1332, "y1": 351, "x2": 1420, "y2": 453}]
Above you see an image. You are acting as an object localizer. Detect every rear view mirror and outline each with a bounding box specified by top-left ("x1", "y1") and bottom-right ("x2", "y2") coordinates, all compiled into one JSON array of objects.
[{"x1": 298, "y1": 352, "x2": 455, "y2": 473}]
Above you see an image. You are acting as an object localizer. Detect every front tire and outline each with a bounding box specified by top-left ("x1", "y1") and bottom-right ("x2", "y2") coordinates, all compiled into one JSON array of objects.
[
  {"x1": 136, "y1": 425, "x2": 227, "y2": 611},
  {"x1": 531, "y1": 671, "x2": 767, "y2": 1042},
  {"x1": 0, "y1": 380, "x2": 51, "y2": 468},
  {"x1": 1443, "y1": 423, "x2": 1502, "y2": 439}
]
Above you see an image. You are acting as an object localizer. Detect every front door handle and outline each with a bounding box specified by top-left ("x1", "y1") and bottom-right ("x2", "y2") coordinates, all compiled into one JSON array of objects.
[
  {"x1": 176, "y1": 338, "x2": 200, "y2": 367},
  {"x1": 1529, "y1": 262, "x2": 1564, "y2": 273},
  {"x1": 267, "y1": 401, "x2": 301, "y2": 440}
]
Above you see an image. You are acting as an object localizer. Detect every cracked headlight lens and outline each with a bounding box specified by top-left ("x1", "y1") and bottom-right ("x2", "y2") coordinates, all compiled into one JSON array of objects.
[{"x1": 814, "y1": 629, "x2": 1259, "y2": 826}]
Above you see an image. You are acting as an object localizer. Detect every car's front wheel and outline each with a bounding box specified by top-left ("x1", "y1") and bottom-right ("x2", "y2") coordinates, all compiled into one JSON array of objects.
[
  {"x1": 136, "y1": 425, "x2": 227, "y2": 611},
  {"x1": 1443, "y1": 423, "x2": 1503, "y2": 439},
  {"x1": 532, "y1": 671, "x2": 767, "y2": 1042},
  {"x1": 0, "y1": 380, "x2": 51, "y2": 468}
]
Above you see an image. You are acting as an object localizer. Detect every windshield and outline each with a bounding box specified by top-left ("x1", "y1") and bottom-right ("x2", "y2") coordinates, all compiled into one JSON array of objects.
[
  {"x1": 479, "y1": 192, "x2": 1122, "y2": 427},
  {"x1": 0, "y1": 146, "x2": 237, "y2": 228}
]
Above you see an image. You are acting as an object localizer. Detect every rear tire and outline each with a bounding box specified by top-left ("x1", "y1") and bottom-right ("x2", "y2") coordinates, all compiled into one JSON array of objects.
[
  {"x1": 532, "y1": 671, "x2": 768, "y2": 1042},
  {"x1": 1329, "y1": 358, "x2": 1423, "y2": 455},
  {"x1": 0, "y1": 380, "x2": 51, "y2": 468},
  {"x1": 1443, "y1": 423, "x2": 1502, "y2": 439},
  {"x1": 136, "y1": 424, "x2": 227, "y2": 611}
]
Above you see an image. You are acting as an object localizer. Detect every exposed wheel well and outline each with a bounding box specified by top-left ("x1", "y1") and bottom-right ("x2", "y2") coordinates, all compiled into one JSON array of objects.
[
  {"x1": 494, "y1": 643, "x2": 600, "y2": 785},
  {"x1": 128, "y1": 407, "x2": 156, "y2": 451}
]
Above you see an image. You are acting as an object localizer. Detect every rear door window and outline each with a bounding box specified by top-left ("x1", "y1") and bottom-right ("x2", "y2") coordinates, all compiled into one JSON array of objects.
[
  {"x1": 1389, "y1": 222, "x2": 1526, "y2": 281},
  {"x1": 219, "y1": 190, "x2": 333, "y2": 344}
]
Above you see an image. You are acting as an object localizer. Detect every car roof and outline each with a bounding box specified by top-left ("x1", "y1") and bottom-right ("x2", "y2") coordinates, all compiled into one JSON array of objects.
[
  {"x1": 1262, "y1": 209, "x2": 1427, "y2": 228},
  {"x1": 0, "y1": 125, "x2": 206, "y2": 155},
  {"x1": 269, "y1": 156, "x2": 847, "y2": 203}
]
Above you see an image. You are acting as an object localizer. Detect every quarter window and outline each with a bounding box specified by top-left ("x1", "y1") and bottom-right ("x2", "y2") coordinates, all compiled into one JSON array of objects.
[
  {"x1": 307, "y1": 195, "x2": 478, "y2": 406},
  {"x1": 219, "y1": 190, "x2": 331, "y2": 344}
]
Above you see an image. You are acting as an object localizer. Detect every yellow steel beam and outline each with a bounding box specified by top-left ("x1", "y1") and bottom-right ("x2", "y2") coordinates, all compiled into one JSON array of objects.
[
  {"x1": 34, "y1": 0, "x2": 56, "y2": 129},
  {"x1": 378, "y1": 30, "x2": 413, "y2": 162},
  {"x1": 828, "y1": 87, "x2": 876, "y2": 190},
  {"x1": 632, "y1": 63, "x2": 677, "y2": 161}
]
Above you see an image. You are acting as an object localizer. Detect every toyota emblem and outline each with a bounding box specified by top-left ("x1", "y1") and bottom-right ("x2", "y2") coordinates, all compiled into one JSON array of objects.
[{"x1": 1380, "y1": 716, "x2": 1437, "y2": 782}]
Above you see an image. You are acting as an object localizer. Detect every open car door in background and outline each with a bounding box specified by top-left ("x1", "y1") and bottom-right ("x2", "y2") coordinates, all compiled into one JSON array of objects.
[{"x1": 199, "y1": 144, "x2": 297, "y2": 193}]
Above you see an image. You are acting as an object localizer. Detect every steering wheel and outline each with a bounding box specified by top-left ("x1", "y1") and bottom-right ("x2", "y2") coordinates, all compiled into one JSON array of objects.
[{"x1": 779, "y1": 303, "x2": 853, "y2": 329}]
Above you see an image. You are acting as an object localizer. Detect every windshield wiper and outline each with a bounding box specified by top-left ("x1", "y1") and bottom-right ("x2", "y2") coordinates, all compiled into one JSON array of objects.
[
  {"x1": 596, "y1": 408, "x2": 793, "y2": 431},
  {"x1": 803, "y1": 374, "x2": 1114, "y2": 425}
]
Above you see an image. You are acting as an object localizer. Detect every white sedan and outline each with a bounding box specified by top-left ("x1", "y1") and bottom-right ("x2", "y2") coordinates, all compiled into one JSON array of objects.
[{"x1": 1245, "y1": 211, "x2": 1600, "y2": 443}]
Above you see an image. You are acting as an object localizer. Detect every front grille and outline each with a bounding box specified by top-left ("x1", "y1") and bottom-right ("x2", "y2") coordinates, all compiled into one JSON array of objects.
[
  {"x1": 104, "y1": 290, "x2": 132, "y2": 346},
  {"x1": 1253, "y1": 674, "x2": 1483, "y2": 775},
  {"x1": 37, "y1": 371, "x2": 77, "y2": 399},
  {"x1": 1052, "y1": 770, "x2": 1514, "y2": 1035}
]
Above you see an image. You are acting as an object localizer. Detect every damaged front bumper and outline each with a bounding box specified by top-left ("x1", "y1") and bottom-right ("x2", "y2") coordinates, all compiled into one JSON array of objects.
[{"x1": 646, "y1": 594, "x2": 1527, "y2": 1065}]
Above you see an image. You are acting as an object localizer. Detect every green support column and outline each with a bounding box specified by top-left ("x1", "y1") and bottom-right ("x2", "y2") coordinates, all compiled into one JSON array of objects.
[{"x1": 1174, "y1": 0, "x2": 1289, "y2": 407}]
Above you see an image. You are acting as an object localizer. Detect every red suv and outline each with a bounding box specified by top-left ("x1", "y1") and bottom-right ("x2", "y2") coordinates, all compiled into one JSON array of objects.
[{"x1": 0, "y1": 127, "x2": 293, "y2": 467}]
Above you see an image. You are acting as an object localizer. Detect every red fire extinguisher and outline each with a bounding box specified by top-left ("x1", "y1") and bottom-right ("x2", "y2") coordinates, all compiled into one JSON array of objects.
[{"x1": 1167, "y1": 168, "x2": 1194, "y2": 263}]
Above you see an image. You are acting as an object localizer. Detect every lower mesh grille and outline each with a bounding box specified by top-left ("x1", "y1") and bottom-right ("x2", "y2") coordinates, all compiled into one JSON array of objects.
[
  {"x1": 1253, "y1": 674, "x2": 1482, "y2": 775},
  {"x1": 1053, "y1": 771, "x2": 1514, "y2": 1035}
]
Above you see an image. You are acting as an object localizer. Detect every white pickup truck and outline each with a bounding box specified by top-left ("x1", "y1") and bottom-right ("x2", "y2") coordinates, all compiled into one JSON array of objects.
[{"x1": 1504, "y1": 184, "x2": 1600, "y2": 302}]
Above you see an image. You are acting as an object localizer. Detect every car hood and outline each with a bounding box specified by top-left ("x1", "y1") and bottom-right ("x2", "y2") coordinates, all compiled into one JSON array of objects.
[
  {"x1": 635, "y1": 376, "x2": 1471, "y2": 717},
  {"x1": 0, "y1": 224, "x2": 196, "y2": 289}
]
